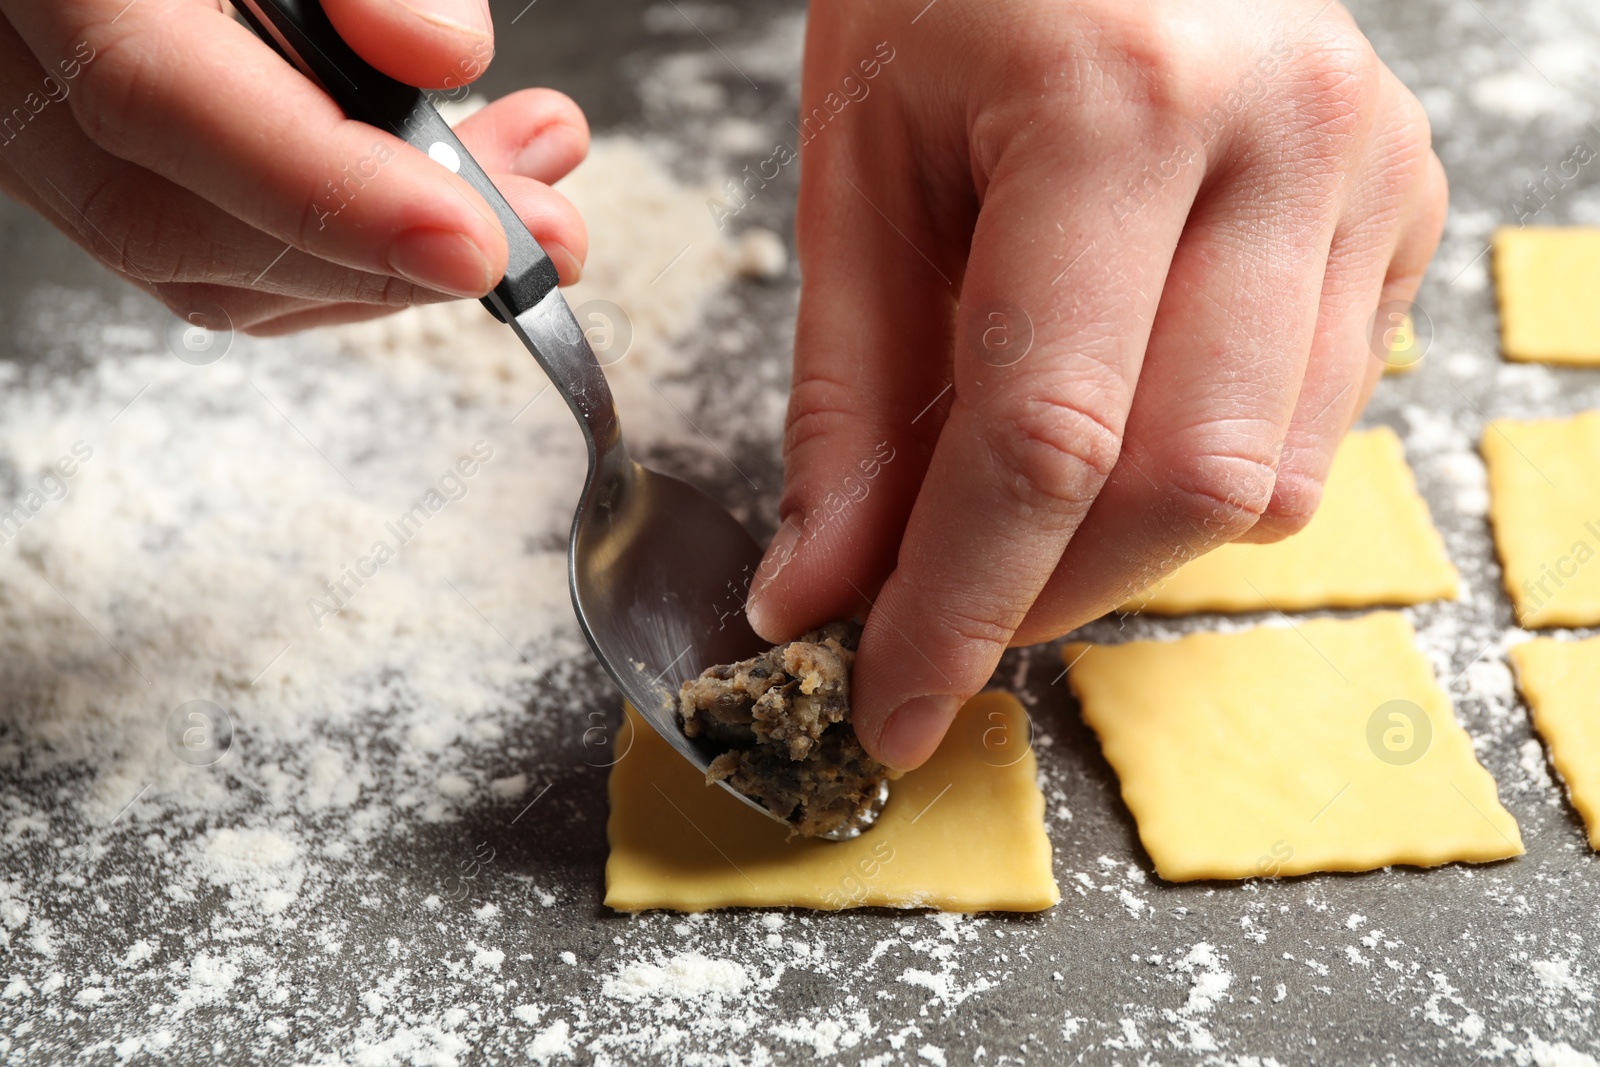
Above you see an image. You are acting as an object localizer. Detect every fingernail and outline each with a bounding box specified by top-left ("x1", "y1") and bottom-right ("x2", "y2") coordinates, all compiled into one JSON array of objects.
[
  {"x1": 877, "y1": 694, "x2": 960, "y2": 771},
  {"x1": 512, "y1": 127, "x2": 574, "y2": 179},
  {"x1": 544, "y1": 241, "x2": 583, "y2": 285},
  {"x1": 387, "y1": 228, "x2": 495, "y2": 297},
  {"x1": 394, "y1": 0, "x2": 491, "y2": 37}
]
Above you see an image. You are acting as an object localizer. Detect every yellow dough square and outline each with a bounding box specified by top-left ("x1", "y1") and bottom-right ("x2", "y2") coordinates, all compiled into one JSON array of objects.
[
  {"x1": 1064, "y1": 612, "x2": 1522, "y2": 881},
  {"x1": 1509, "y1": 637, "x2": 1600, "y2": 848},
  {"x1": 605, "y1": 692, "x2": 1060, "y2": 912},
  {"x1": 1482, "y1": 410, "x2": 1600, "y2": 628},
  {"x1": 1123, "y1": 428, "x2": 1458, "y2": 615},
  {"x1": 1493, "y1": 226, "x2": 1600, "y2": 364}
]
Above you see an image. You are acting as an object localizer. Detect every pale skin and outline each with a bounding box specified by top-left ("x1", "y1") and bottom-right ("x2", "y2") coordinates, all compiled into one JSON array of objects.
[
  {"x1": 0, "y1": 0, "x2": 589, "y2": 332},
  {"x1": 0, "y1": 0, "x2": 1445, "y2": 771}
]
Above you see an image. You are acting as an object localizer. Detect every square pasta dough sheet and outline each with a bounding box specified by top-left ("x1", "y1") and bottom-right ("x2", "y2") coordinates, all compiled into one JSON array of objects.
[
  {"x1": 1510, "y1": 636, "x2": 1600, "y2": 849},
  {"x1": 1065, "y1": 612, "x2": 1522, "y2": 881},
  {"x1": 1122, "y1": 427, "x2": 1457, "y2": 616},
  {"x1": 1482, "y1": 409, "x2": 1600, "y2": 628},
  {"x1": 1493, "y1": 225, "x2": 1600, "y2": 365},
  {"x1": 606, "y1": 692, "x2": 1059, "y2": 912}
]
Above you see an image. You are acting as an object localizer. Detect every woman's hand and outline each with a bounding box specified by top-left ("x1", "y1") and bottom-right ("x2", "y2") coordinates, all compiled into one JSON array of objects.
[
  {"x1": 747, "y1": 0, "x2": 1446, "y2": 770},
  {"x1": 0, "y1": 0, "x2": 588, "y2": 334}
]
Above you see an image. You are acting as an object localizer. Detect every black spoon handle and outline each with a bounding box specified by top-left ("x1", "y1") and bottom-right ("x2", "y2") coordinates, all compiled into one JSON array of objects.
[{"x1": 231, "y1": 0, "x2": 559, "y2": 322}]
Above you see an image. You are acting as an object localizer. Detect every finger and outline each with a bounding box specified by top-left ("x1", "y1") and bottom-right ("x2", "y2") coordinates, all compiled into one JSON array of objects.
[
  {"x1": 1017, "y1": 45, "x2": 1391, "y2": 637},
  {"x1": 0, "y1": 15, "x2": 582, "y2": 303},
  {"x1": 742, "y1": 122, "x2": 957, "y2": 643},
  {"x1": 453, "y1": 88, "x2": 590, "y2": 185},
  {"x1": 850, "y1": 144, "x2": 1194, "y2": 771},
  {"x1": 1361, "y1": 151, "x2": 1448, "y2": 392},
  {"x1": 137, "y1": 171, "x2": 585, "y2": 315},
  {"x1": 1357, "y1": 151, "x2": 1446, "y2": 402},
  {"x1": 243, "y1": 300, "x2": 419, "y2": 334},
  {"x1": 4, "y1": 1, "x2": 525, "y2": 296},
  {"x1": 0, "y1": 26, "x2": 338, "y2": 316},
  {"x1": 0, "y1": 149, "x2": 333, "y2": 330},
  {"x1": 321, "y1": 0, "x2": 493, "y2": 90},
  {"x1": 1336, "y1": 157, "x2": 1446, "y2": 458},
  {"x1": 1014, "y1": 135, "x2": 1353, "y2": 642},
  {"x1": 1240, "y1": 81, "x2": 1445, "y2": 543},
  {"x1": 493, "y1": 173, "x2": 586, "y2": 283},
  {"x1": 0, "y1": 151, "x2": 333, "y2": 331},
  {"x1": 0, "y1": 89, "x2": 543, "y2": 305}
]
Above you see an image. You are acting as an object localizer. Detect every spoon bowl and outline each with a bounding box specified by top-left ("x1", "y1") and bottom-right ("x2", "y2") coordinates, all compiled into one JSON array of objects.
[{"x1": 515, "y1": 292, "x2": 889, "y2": 841}]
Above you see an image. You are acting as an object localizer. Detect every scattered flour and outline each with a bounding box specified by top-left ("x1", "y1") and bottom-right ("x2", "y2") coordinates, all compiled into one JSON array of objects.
[
  {"x1": 1160, "y1": 943, "x2": 1233, "y2": 1052},
  {"x1": 529, "y1": 1019, "x2": 574, "y2": 1062},
  {"x1": 0, "y1": 46, "x2": 776, "y2": 1061},
  {"x1": 602, "y1": 952, "x2": 750, "y2": 1001},
  {"x1": 1531, "y1": 1038, "x2": 1600, "y2": 1067},
  {"x1": 1533, "y1": 958, "x2": 1594, "y2": 1002}
]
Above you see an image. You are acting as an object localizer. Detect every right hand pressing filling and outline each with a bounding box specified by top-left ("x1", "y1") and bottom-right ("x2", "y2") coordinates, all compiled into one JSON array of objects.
[{"x1": 677, "y1": 621, "x2": 895, "y2": 838}]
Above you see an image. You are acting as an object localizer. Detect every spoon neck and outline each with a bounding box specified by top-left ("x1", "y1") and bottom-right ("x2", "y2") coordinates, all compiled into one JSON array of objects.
[
  {"x1": 505, "y1": 288, "x2": 631, "y2": 469},
  {"x1": 590, "y1": 424, "x2": 633, "y2": 486},
  {"x1": 576, "y1": 387, "x2": 626, "y2": 468}
]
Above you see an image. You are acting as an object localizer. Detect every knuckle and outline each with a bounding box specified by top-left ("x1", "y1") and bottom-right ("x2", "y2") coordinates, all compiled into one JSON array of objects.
[
  {"x1": 1390, "y1": 87, "x2": 1433, "y2": 158},
  {"x1": 294, "y1": 190, "x2": 328, "y2": 253},
  {"x1": 1385, "y1": 101, "x2": 1441, "y2": 203},
  {"x1": 981, "y1": 392, "x2": 1125, "y2": 515},
  {"x1": 932, "y1": 599, "x2": 1019, "y2": 653},
  {"x1": 983, "y1": 17, "x2": 1199, "y2": 151},
  {"x1": 1253, "y1": 468, "x2": 1326, "y2": 540},
  {"x1": 77, "y1": 175, "x2": 181, "y2": 284},
  {"x1": 1367, "y1": 80, "x2": 1434, "y2": 195},
  {"x1": 1281, "y1": 26, "x2": 1381, "y2": 148},
  {"x1": 375, "y1": 273, "x2": 426, "y2": 307},
  {"x1": 1163, "y1": 447, "x2": 1280, "y2": 543},
  {"x1": 783, "y1": 372, "x2": 865, "y2": 458},
  {"x1": 320, "y1": 271, "x2": 421, "y2": 307},
  {"x1": 1091, "y1": 9, "x2": 1203, "y2": 117},
  {"x1": 70, "y1": 30, "x2": 155, "y2": 158}
]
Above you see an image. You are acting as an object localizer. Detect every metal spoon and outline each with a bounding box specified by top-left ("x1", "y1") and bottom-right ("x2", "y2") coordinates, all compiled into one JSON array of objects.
[{"x1": 236, "y1": 0, "x2": 887, "y2": 839}]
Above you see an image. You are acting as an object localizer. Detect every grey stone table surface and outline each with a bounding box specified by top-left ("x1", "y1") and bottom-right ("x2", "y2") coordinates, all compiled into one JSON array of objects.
[{"x1": 2, "y1": 0, "x2": 1599, "y2": 1064}]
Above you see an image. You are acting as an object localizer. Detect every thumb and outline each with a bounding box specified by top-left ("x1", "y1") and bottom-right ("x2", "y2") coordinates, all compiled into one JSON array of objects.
[{"x1": 322, "y1": 0, "x2": 493, "y2": 90}]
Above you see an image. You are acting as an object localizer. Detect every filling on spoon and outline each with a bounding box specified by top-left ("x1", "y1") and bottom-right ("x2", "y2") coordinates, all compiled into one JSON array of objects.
[{"x1": 677, "y1": 620, "x2": 895, "y2": 838}]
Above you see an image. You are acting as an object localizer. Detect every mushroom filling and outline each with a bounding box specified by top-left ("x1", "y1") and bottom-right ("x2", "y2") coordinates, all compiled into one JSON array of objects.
[{"x1": 677, "y1": 621, "x2": 893, "y2": 838}]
